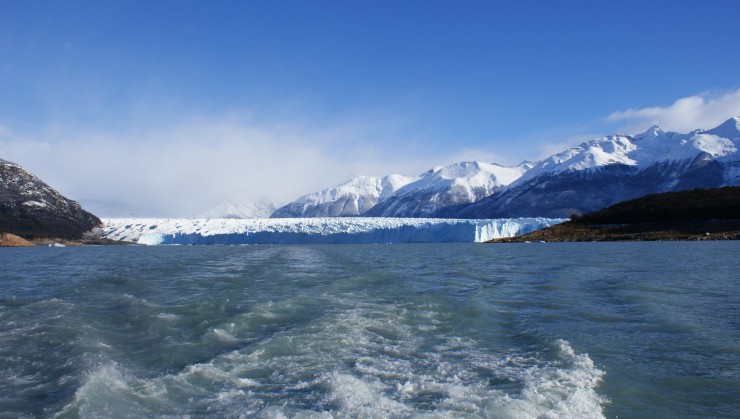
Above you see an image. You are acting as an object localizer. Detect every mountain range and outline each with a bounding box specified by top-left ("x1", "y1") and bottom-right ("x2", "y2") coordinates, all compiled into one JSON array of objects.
[
  {"x1": 1, "y1": 117, "x2": 739, "y2": 232},
  {"x1": 272, "y1": 116, "x2": 740, "y2": 219}
]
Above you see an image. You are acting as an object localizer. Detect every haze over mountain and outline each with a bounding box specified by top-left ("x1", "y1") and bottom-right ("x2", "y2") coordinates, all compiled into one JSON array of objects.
[{"x1": 197, "y1": 199, "x2": 279, "y2": 219}]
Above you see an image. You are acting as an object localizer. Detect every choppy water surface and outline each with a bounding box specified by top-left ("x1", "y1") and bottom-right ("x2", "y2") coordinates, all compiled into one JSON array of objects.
[{"x1": 1, "y1": 242, "x2": 738, "y2": 418}]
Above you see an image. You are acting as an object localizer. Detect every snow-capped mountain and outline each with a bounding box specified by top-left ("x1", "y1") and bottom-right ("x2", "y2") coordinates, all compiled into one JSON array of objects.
[
  {"x1": 272, "y1": 161, "x2": 534, "y2": 218},
  {"x1": 458, "y1": 116, "x2": 740, "y2": 218},
  {"x1": 364, "y1": 161, "x2": 534, "y2": 217},
  {"x1": 0, "y1": 158, "x2": 101, "y2": 238},
  {"x1": 271, "y1": 174, "x2": 417, "y2": 218},
  {"x1": 198, "y1": 198, "x2": 279, "y2": 219}
]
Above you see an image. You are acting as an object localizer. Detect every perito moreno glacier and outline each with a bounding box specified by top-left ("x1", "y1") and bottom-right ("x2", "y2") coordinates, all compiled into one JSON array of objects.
[{"x1": 101, "y1": 217, "x2": 565, "y2": 245}]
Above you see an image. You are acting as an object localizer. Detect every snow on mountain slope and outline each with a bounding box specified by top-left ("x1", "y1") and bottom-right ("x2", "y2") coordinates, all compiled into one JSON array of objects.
[
  {"x1": 458, "y1": 116, "x2": 740, "y2": 219},
  {"x1": 198, "y1": 198, "x2": 278, "y2": 219},
  {"x1": 631, "y1": 126, "x2": 737, "y2": 166},
  {"x1": 514, "y1": 135, "x2": 638, "y2": 185},
  {"x1": 516, "y1": 120, "x2": 739, "y2": 187},
  {"x1": 364, "y1": 161, "x2": 533, "y2": 217},
  {"x1": 101, "y1": 217, "x2": 565, "y2": 245},
  {"x1": 271, "y1": 174, "x2": 417, "y2": 218},
  {"x1": 706, "y1": 116, "x2": 740, "y2": 140}
]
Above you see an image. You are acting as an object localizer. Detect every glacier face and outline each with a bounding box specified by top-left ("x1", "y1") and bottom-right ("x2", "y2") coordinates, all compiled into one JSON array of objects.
[{"x1": 101, "y1": 217, "x2": 565, "y2": 245}]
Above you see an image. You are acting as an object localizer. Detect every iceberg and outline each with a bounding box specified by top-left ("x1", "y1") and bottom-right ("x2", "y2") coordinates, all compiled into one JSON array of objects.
[{"x1": 101, "y1": 217, "x2": 565, "y2": 245}]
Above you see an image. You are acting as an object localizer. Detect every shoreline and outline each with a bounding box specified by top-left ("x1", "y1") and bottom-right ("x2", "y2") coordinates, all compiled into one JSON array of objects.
[{"x1": 0, "y1": 232, "x2": 136, "y2": 247}]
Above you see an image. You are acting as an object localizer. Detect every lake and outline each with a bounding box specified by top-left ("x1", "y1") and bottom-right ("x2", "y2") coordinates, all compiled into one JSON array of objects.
[{"x1": 1, "y1": 242, "x2": 738, "y2": 417}]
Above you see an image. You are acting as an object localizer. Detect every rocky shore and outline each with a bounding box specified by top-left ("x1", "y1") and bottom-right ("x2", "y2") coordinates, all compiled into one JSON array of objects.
[{"x1": 0, "y1": 231, "x2": 134, "y2": 247}]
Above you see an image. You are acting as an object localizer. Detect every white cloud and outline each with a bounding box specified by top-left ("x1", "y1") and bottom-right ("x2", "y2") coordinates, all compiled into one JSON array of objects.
[
  {"x1": 0, "y1": 115, "x2": 434, "y2": 217},
  {"x1": 606, "y1": 89, "x2": 740, "y2": 134}
]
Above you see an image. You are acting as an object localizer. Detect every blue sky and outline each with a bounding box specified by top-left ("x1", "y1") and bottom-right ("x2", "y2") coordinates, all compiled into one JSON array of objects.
[{"x1": 1, "y1": 0, "x2": 740, "y2": 216}]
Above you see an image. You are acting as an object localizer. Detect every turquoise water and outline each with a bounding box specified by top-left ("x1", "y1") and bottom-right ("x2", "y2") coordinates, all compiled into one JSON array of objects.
[{"x1": 1, "y1": 242, "x2": 738, "y2": 417}]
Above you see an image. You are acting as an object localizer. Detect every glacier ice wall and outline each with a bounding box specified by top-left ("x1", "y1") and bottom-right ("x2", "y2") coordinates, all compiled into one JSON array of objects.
[{"x1": 101, "y1": 217, "x2": 565, "y2": 245}]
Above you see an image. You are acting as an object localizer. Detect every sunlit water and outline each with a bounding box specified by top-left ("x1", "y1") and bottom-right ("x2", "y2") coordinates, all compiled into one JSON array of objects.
[{"x1": 1, "y1": 242, "x2": 738, "y2": 418}]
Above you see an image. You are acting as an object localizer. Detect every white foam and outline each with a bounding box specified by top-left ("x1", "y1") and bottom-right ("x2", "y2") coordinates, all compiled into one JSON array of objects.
[
  {"x1": 211, "y1": 328, "x2": 238, "y2": 342},
  {"x1": 156, "y1": 312, "x2": 180, "y2": 320},
  {"x1": 55, "y1": 302, "x2": 606, "y2": 418}
]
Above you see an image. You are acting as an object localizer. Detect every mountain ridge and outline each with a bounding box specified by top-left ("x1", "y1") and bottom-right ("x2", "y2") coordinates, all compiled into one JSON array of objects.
[{"x1": 272, "y1": 161, "x2": 533, "y2": 218}]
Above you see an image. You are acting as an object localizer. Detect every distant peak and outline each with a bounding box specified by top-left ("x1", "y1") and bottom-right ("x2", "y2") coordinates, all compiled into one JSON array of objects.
[
  {"x1": 713, "y1": 116, "x2": 740, "y2": 127},
  {"x1": 424, "y1": 166, "x2": 444, "y2": 175},
  {"x1": 706, "y1": 116, "x2": 740, "y2": 138},
  {"x1": 634, "y1": 124, "x2": 664, "y2": 141},
  {"x1": 517, "y1": 160, "x2": 537, "y2": 170},
  {"x1": 645, "y1": 125, "x2": 663, "y2": 135}
]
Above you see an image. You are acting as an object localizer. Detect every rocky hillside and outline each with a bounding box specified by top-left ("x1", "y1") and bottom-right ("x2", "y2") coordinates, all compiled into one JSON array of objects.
[
  {"x1": 570, "y1": 186, "x2": 740, "y2": 224},
  {"x1": 0, "y1": 158, "x2": 101, "y2": 239}
]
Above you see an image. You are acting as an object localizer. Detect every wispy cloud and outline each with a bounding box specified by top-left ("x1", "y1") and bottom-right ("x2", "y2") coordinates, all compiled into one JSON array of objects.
[{"x1": 606, "y1": 89, "x2": 740, "y2": 134}]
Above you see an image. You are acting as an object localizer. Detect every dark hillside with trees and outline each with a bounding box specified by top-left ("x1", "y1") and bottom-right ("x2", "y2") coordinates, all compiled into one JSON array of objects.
[
  {"x1": 492, "y1": 187, "x2": 740, "y2": 242},
  {"x1": 570, "y1": 187, "x2": 740, "y2": 224}
]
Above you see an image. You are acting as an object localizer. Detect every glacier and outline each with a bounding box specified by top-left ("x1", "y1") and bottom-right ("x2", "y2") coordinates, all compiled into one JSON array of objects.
[{"x1": 101, "y1": 217, "x2": 565, "y2": 245}]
